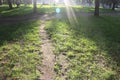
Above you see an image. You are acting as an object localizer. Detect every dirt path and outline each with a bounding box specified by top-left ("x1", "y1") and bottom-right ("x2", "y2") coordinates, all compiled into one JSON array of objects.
[{"x1": 39, "y1": 14, "x2": 56, "y2": 80}]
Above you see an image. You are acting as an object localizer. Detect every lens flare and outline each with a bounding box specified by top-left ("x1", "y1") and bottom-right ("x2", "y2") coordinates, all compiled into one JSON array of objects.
[{"x1": 56, "y1": 8, "x2": 61, "y2": 13}]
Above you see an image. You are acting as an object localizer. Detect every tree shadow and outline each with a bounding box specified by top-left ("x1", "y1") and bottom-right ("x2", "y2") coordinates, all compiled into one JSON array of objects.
[
  {"x1": 0, "y1": 20, "x2": 39, "y2": 46},
  {"x1": 45, "y1": 14, "x2": 120, "y2": 79},
  {"x1": 65, "y1": 15, "x2": 120, "y2": 79},
  {"x1": 0, "y1": 6, "x2": 33, "y2": 17}
]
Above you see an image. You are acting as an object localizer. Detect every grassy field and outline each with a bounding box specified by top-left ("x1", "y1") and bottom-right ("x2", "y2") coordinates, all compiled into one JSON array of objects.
[
  {"x1": 0, "y1": 5, "x2": 32, "y2": 17},
  {"x1": 45, "y1": 15, "x2": 120, "y2": 80},
  {"x1": 0, "y1": 5, "x2": 118, "y2": 17},
  {"x1": 0, "y1": 5, "x2": 120, "y2": 80},
  {"x1": 0, "y1": 20, "x2": 41, "y2": 80}
]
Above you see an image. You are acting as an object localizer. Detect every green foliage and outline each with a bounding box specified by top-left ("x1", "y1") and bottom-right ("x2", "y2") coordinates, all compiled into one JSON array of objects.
[
  {"x1": 54, "y1": 62, "x2": 62, "y2": 74},
  {"x1": 0, "y1": 20, "x2": 41, "y2": 79},
  {"x1": 45, "y1": 16, "x2": 120, "y2": 80}
]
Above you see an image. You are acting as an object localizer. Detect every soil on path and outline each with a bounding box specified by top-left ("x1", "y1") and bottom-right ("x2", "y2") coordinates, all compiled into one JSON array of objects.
[{"x1": 39, "y1": 14, "x2": 56, "y2": 80}]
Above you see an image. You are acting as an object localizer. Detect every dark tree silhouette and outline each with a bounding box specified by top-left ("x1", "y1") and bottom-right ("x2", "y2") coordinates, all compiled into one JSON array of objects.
[
  {"x1": 8, "y1": 0, "x2": 13, "y2": 9},
  {"x1": 0, "y1": 0, "x2": 2, "y2": 5},
  {"x1": 16, "y1": 0, "x2": 21, "y2": 8},
  {"x1": 111, "y1": 0, "x2": 117, "y2": 10},
  {"x1": 94, "y1": 0, "x2": 100, "y2": 16},
  {"x1": 33, "y1": 0, "x2": 37, "y2": 13}
]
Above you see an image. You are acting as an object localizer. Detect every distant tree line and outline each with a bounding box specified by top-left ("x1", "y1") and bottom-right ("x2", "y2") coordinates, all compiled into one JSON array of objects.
[
  {"x1": 0, "y1": 0, "x2": 32, "y2": 9},
  {"x1": 0, "y1": 0, "x2": 120, "y2": 16},
  {"x1": 75, "y1": 0, "x2": 120, "y2": 16},
  {"x1": 95, "y1": 0, "x2": 120, "y2": 16},
  {"x1": 100, "y1": 0, "x2": 120, "y2": 10},
  {"x1": 0, "y1": 0, "x2": 37, "y2": 12},
  {"x1": 75, "y1": 0, "x2": 120, "y2": 10}
]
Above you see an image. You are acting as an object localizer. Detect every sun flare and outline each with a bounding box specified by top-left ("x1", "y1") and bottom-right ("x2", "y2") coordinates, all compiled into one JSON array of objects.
[{"x1": 63, "y1": 0, "x2": 78, "y2": 26}]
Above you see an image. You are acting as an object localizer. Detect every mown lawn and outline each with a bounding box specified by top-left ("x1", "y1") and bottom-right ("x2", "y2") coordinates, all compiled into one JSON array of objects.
[
  {"x1": 0, "y1": 20, "x2": 41, "y2": 80},
  {"x1": 45, "y1": 15, "x2": 120, "y2": 80}
]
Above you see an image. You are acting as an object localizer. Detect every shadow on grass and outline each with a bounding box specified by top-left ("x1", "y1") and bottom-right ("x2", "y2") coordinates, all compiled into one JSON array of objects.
[
  {"x1": 0, "y1": 6, "x2": 8, "y2": 13},
  {"x1": 66, "y1": 15, "x2": 120, "y2": 79},
  {"x1": 0, "y1": 20, "x2": 39, "y2": 46},
  {"x1": 0, "y1": 6, "x2": 33, "y2": 17},
  {"x1": 0, "y1": 20, "x2": 41, "y2": 80},
  {"x1": 0, "y1": 5, "x2": 55, "y2": 17},
  {"x1": 46, "y1": 15, "x2": 120, "y2": 79}
]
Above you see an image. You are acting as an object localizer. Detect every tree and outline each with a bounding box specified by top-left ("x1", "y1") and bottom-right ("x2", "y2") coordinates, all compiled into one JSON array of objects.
[
  {"x1": 8, "y1": 0, "x2": 13, "y2": 9},
  {"x1": 100, "y1": 0, "x2": 120, "y2": 10},
  {"x1": 86, "y1": 0, "x2": 93, "y2": 6},
  {"x1": 33, "y1": 0, "x2": 37, "y2": 13},
  {"x1": 111, "y1": 0, "x2": 117, "y2": 10},
  {"x1": 0, "y1": 0, "x2": 2, "y2": 5},
  {"x1": 94, "y1": 0, "x2": 100, "y2": 16},
  {"x1": 15, "y1": 0, "x2": 21, "y2": 8}
]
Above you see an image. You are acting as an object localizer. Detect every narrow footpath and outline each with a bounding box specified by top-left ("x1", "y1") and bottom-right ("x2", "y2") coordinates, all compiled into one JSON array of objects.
[{"x1": 39, "y1": 15, "x2": 56, "y2": 80}]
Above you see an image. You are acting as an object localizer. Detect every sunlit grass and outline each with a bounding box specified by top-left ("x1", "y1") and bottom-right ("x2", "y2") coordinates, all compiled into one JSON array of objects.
[
  {"x1": 0, "y1": 20, "x2": 41, "y2": 79},
  {"x1": 0, "y1": 5, "x2": 118, "y2": 17},
  {"x1": 0, "y1": 5, "x2": 33, "y2": 17},
  {"x1": 45, "y1": 16, "x2": 120, "y2": 80}
]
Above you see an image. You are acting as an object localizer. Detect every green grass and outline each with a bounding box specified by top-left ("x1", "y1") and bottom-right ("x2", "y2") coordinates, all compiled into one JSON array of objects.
[
  {"x1": 0, "y1": 5, "x2": 120, "y2": 80},
  {"x1": 0, "y1": 5, "x2": 118, "y2": 17},
  {"x1": 72, "y1": 6, "x2": 115, "y2": 13},
  {"x1": 45, "y1": 15, "x2": 120, "y2": 80},
  {"x1": 0, "y1": 20, "x2": 41, "y2": 80},
  {"x1": 0, "y1": 5, "x2": 33, "y2": 17},
  {"x1": 0, "y1": 5, "x2": 56, "y2": 17}
]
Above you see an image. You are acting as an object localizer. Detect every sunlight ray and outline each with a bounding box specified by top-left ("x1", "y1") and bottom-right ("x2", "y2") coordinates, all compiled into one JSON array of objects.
[{"x1": 63, "y1": 0, "x2": 78, "y2": 26}]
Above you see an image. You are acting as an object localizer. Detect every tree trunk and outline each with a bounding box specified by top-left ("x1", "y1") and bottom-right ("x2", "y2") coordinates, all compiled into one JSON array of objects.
[
  {"x1": 33, "y1": 0, "x2": 37, "y2": 13},
  {"x1": 94, "y1": 0, "x2": 100, "y2": 16},
  {"x1": 112, "y1": 3, "x2": 116, "y2": 10},
  {"x1": 0, "y1": 0, "x2": 2, "y2": 5},
  {"x1": 16, "y1": 0, "x2": 20, "y2": 8},
  {"x1": 8, "y1": 0, "x2": 13, "y2": 9}
]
